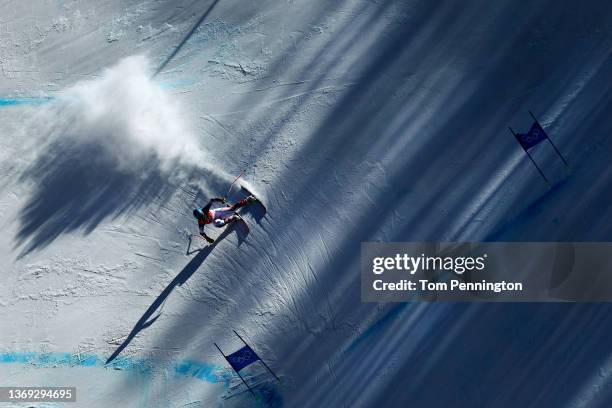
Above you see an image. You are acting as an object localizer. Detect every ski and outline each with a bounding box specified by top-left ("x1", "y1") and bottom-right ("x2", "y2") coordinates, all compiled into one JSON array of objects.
[{"x1": 240, "y1": 186, "x2": 267, "y2": 215}]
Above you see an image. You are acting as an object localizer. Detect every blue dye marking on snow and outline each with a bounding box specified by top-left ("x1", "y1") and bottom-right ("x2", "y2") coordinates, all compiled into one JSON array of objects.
[
  {"x1": 171, "y1": 359, "x2": 230, "y2": 385},
  {"x1": 157, "y1": 78, "x2": 195, "y2": 89},
  {"x1": 79, "y1": 355, "x2": 99, "y2": 367},
  {"x1": 0, "y1": 96, "x2": 54, "y2": 107},
  {"x1": 0, "y1": 352, "x2": 226, "y2": 385}
]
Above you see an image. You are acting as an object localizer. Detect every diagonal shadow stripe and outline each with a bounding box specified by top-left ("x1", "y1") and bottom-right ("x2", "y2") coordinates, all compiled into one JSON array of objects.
[{"x1": 154, "y1": 0, "x2": 221, "y2": 77}]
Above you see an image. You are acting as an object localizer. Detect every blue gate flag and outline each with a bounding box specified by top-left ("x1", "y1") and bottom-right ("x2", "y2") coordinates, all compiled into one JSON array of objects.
[
  {"x1": 226, "y1": 345, "x2": 260, "y2": 372},
  {"x1": 515, "y1": 121, "x2": 548, "y2": 150}
]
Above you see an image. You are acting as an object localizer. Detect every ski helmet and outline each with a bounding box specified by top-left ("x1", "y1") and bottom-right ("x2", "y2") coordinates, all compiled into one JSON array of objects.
[{"x1": 193, "y1": 208, "x2": 203, "y2": 219}]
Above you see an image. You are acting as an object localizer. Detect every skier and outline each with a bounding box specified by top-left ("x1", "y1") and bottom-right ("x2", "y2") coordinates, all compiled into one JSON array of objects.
[{"x1": 192, "y1": 195, "x2": 257, "y2": 243}]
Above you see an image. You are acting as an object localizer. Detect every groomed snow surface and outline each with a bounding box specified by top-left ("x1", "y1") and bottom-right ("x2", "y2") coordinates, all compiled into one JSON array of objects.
[{"x1": 1, "y1": 1, "x2": 612, "y2": 407}]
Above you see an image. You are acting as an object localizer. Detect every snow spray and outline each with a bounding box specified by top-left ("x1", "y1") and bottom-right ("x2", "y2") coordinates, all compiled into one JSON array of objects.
[{"x1": 20, "y1": 55, "x2": 238, "y2": 194}]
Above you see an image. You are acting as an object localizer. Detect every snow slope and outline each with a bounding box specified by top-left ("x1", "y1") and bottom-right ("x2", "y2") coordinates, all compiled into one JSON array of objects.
[{"x1": 1, "y1": 0, "x2": 612, "y2": 407}]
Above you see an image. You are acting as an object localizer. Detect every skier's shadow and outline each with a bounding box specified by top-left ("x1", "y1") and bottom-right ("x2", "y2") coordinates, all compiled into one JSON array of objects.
[
  {"x1": 238, "y1": 205, "x2": 266, "y2": 225},
  {"x1": 186, "y1": 235, "x2": 208, "y2": 255},
  {"x1": 185, "y1": 221, "x2": 248, "y2": 254},
  {"x1": 106, "y1": 227, "x2": 233, "y2": 365}
]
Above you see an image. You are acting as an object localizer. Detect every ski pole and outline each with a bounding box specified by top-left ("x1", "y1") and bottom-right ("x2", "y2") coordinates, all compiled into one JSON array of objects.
[{"x1": 225, "y1": 170, "x2": 245, "y2": 201}]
